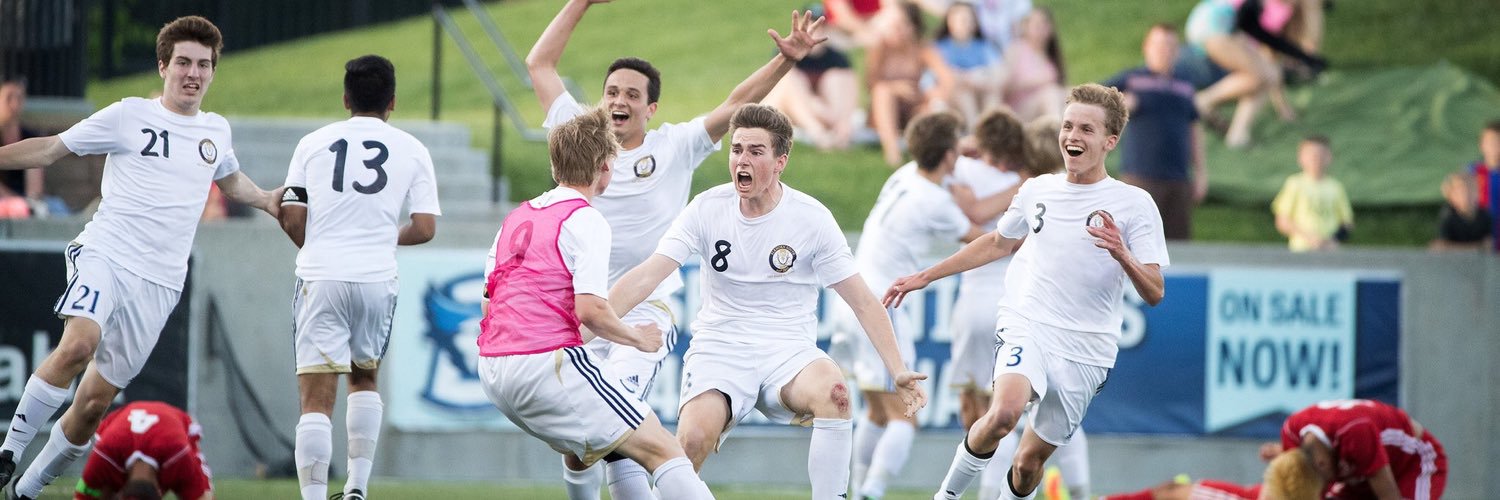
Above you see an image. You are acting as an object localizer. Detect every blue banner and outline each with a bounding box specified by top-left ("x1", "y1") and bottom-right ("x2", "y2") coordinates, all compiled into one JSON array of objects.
[{"x1": 386, "y1": 248, "x2": 1400, "y2": 439}]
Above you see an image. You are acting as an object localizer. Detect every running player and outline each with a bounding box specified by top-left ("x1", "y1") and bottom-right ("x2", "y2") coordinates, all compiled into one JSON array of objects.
[
  {"x1": 276, "y1": 55, "x2": 441, "y2": 500},
  {"x1": 611, "y1": 104, "x2": 927, "y2": 499},
  {"x1": 849, "y1": 111, "x2": 982, "y2": 500},
  {"x1": 884, "y1": 84, "x2": 1168, "y2": 500},
  {"x1": 478, "y1": 108, "x2": 712, "y2": 500},
  {"x1": 525, "y1": 2, "x2": 828, "y2": 495},
  {"x1": 0, "y1": 16, "x2": 283, "y2": 499},
  {"x1": 73, "y1": 401, "x2": 212, "y2": 500}
]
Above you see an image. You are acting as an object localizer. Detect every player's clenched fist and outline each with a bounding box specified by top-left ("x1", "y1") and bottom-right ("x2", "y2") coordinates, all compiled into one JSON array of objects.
[{"x1": 630, "y1": 323, "x2": 663, "y2": 353}]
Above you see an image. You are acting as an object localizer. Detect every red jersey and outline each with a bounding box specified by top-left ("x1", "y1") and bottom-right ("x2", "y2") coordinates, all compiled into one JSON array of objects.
[
  {"x1": 1280, "y1": 400, "x2": 1446, "y2": 500},
  {"x1": 76, "y1": 402, "x2": 211, "y2": 500}
]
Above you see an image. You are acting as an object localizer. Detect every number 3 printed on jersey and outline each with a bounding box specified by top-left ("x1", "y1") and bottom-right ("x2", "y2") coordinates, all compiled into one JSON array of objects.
[{"x1": 328, "y1": 139, "x2": 389, "y2": 194}]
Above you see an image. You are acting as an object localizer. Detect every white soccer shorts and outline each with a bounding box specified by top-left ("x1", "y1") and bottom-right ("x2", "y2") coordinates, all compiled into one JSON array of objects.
[
  {"x1": 992, "y1": 315, "x2": 1110, "y2": 447},
  {"x1": 851, "y1": 306, "x2": 916, "y2": 393},
  {"x1": 53, "y1": 242, "x2": 181, "y2": 389},
  {"x1": 679, "y1": 339, "x2": 831, "y2": 438},
  {"x1": 583, "y1": 300, "x2": 678, "y2": 403},
  {"x1": 948, "y1": 286, "x2": 1004, "y2": 393},
  {"x1": 292, "y1": 279, "x2": 398, "y2": 375},
  {"x1": 478, "y1": 346, "x2": 652, "y2": 466}
]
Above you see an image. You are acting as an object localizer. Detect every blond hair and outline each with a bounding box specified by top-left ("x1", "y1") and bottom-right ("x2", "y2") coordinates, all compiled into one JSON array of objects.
[
  {"x1": 157, "y1": 16, "x2": 223, "y2": 67},
  {"x1": 730, "y1": 104, "x2": 794, "y2": 157},
  {"x1": 1261, "y1": 450, "x2": 1325, "y2": 500},
  {"x1": 973, "y1": 107, "x2": 1027, "y2": 168},
  {"x1": 1021, "y1": 117, "x2": 1064, "y2": 178},
  {"x1": 548, "y1": 107, "x2": 619, "y2": 187},
  {"x1": 1066, "y1": 83, "x2": 1129, "y2": 137}
]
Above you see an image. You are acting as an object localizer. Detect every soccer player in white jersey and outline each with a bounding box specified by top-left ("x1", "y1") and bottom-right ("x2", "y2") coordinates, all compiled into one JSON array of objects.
[
  {"x1": 0, "y1": 16, "x2": 284, "y2": 499},
  {"x1": 849, "y1": 111, "x2": 982, "y2": 500},
  {"x1": 525, "y1": 1, "x2": 828, "y2": 496},
  {"x1": 884, "y1": 84, "x2": 1169, "y2": 500},
  {"x1": 478, "y1": 108, "x2": 712, "y2": 500},
  {"x1": 611, "y1": 104, "x2": 927, "y2": 499},
  {"x1": 275, "y1": 55, "x2": 441, "y2": 500}
]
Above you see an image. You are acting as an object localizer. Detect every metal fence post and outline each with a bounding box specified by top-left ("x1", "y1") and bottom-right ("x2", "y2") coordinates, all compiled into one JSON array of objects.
[
  {"x1": 492, "y1": 103, "x2": 503, "y2": 204},
  {"x1": 430, "y1": 1, "x2": 442, "y2": 121}
]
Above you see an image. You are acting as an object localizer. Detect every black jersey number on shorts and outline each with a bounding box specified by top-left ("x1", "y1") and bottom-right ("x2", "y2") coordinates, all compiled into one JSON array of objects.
[
  {"x1": 328, "y1": 139, "x2": 390, "y2": 194},
  {"x1": 139, "y1": 129, "x2": 170, "y2": 158},
  {"x1": 710, "y1": 240, "x2": 732, "y2": 272},
  {"x1": 1031, "y1": 202, "x2": 1047, "y2": 233}
]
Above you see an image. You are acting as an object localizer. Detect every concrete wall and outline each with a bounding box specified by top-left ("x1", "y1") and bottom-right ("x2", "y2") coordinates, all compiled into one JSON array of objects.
[{"x1": 3, "y1": 218, "x2": 1496, "y2": 497}]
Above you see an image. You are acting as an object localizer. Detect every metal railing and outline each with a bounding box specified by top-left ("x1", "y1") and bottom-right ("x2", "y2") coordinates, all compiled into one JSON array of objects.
[{"x1": 429, "y1": 0, "x2": 590, "y2": 204}]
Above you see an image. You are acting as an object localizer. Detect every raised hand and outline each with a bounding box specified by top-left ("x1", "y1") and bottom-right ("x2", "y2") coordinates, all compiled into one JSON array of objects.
[
  {"x1": 768, "y1": 10, "x2": 828, "y2": 62},
  {"x1": 895, "y1": 370, "x2": 929, "y2": 417},
  {"x1": 1085, "y1": 210, "x2": 1130, "y2": 262},
  {"x1": 631, "y1": 322, "x2": 664, "y2": 353},
  {"x1": 882, "y1": 273, "x2": 930, "y2": 308}
]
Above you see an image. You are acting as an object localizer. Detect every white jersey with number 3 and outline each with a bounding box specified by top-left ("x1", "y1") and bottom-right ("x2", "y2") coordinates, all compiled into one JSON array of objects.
[
  {"x1": 284, "y1": 117, "x2": 442, "y2": 282},
  {"x1": 995, "y1": 173, "x2": 1168, "y2": 366},
  {"x1": 656, "y1": 184, "x2": 858, "y2": 347},
  {"x1": 58, "y1": 97, "x2": 241, "y2": 290},
  {"x1": 544, "y1": 93, "x2": 720, "y2": 301}
]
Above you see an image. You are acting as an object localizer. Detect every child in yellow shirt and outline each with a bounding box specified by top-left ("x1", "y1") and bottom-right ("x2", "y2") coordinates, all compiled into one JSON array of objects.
[{"x1": 1272, "y1": 135, "x2": 1353, "y2": 251}]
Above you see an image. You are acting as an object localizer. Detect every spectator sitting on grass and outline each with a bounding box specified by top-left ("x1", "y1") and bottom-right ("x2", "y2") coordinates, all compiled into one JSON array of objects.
[{"x1": 1429, "y1": 173, "x2": 1492, "y2": 251}]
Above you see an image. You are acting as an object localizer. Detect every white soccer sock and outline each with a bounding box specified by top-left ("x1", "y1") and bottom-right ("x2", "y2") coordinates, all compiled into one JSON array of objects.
[
  {"x1": 851, "y1": 415, "x2": 884, "y2": 489},
  {"x1": 999, "y1": 467, "x2": 1038, "y2": 500},
  {"x1": 650, "y1": 456, "x2": 711, "y2": 500},
  {"x1": 1056, "y1": 429, "x2": 1090, "y2": 499},
  {"x1": 809, "y1": 417, "x2": 852, "y2": 499},
  {"x1": 860, "y1": 420, "x2": 914, "y2": 499},
  {"x1": 1, "y1": 376, "x2": 70, "y2": 457},
  {"x1": 14, "y1": 420, "x2": 90, "y2": 498},
  {"x1": 562, "y1": 456, "x2": 603, "y2": 500},
  {"x1": 344, "y1": 391, "x2": 383, "y2": 496},
  {"x1": 295, "y1": 413, "x2": 333, "y2": 500},
  {"x1": 933, "y1": 437, "x2": 992, "y2": 500},
  {"x1": 604, "y1": 459, "x2": 652, "y2": 500}
]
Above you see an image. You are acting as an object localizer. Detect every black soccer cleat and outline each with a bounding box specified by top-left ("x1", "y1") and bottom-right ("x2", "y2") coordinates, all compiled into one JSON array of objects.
[{"x1": 329, "y1": 489, "x2": 365, "y2": 500}]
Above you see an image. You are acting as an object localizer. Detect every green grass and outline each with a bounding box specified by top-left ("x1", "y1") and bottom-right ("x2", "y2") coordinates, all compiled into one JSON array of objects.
[
  {"x1": 85, "y1": 0, "x2": 1496, "y2": 246},
  {"x1": 37, "y1": 477, "x2": 957, "y2": 499}
]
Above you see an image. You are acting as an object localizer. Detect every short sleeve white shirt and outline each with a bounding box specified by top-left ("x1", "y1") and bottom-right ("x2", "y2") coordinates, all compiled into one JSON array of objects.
[
  {"x1": 994, "y1": 174, "x2": 1169, "y2": 366},
  {"x1": 952, "y1": 156, "x2": 1021, "y2": 294},
  {"x1": 543, "y1": 92, "x2": 720, "y2": 300},
  {"x1": 484, "y1": 187, "x2": 611, "y2": 298},
  {"x1": 855, "y1": 170, "x2": 970, "y2": 292},
  {"x1": 58, "y1": 97, "x2": 241, "y2": 290},
  {"x1": 656, "y1": 184, "x2": 856, "y2": 346},
  {"x1": 285, "y1": 117, "x2": 442, "y2": 282}
]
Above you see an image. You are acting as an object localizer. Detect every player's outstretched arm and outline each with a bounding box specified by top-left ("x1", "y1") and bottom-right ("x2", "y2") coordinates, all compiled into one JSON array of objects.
[
  {"x1": 883, "y1": 231, "x2": 1019, "y2": 307},
  {"x1": 1086, "y1": 212, "x2": 1165, "y2": 305},
  {"x1": 0, "y1": 136, "x2": 71, "y2": 171},
  {"x1": 525, "y1": 0, "x2": 609, "y2": 111},
  {"x1": 398, "y1": 213, "x2": 437, "y2": 245},
  {"x1": 608, "y1": 253, "x2": 681, "y2": 317},
  {"x1": 576, "y1": 294, "x2": 663, "y2": 352},
  {"x1": 214, "y1": 171, "x2": 285, "y2": 218},
  {"x1": 831, "y1": 274, "x2": 928, "y2": 416},
  {"x1": 701, "y1": 10, "x2": 828, "y2": 142}
]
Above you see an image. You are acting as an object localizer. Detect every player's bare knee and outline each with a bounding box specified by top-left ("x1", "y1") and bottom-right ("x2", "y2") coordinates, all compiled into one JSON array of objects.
[
  {"x1": 50, "y1": 339, "x2": 96, "y2": 368},
  {"x1": 1012, "y1": 451, "x2": 1045, "y2": 478},
  {"x1": 826, "y1": 381, "x2": 851, "y2": 418}
]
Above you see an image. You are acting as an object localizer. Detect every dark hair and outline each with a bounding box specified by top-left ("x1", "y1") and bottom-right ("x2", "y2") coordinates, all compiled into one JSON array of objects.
[
  {"x1": 973, "y1": 107, "x2": 1027, "y2": 167},
  {"x1": 1484, "y1": 120, "x2": 1500, "y2": 135},
  {"x1": 905, "y1": 111, "x2": 963, "y2": 171},
  {"x1": 0, "y1": 75, "x2": 25, "y2": 89},
  {"x1": 121, "y1": 478, "x2": 162, "y2": 500},
  {"x1": 1029, "y1": 8, "x2": 1066, "y2": 85},
  {"x1": 898, "y1": 2, "x2": 927, "y2": 42},
  {"x1": 345, "y1": 55, "x2": 397, "y2": 114},
  {"x1": 606, "y1": 57, "x2": 662, "y2": 104},
  {"x1": 1302, "y1": 134, "x2": 1331, "y2": 147},
  {"x1": 730, "y1": 104, "x2": 794, "y2": 157},
  {"x1": 935, "y1": 2, "x2": 983, "y2": 42},
  {"x1": 156, "y1": 16, "x2": 223, "y2": 67}
]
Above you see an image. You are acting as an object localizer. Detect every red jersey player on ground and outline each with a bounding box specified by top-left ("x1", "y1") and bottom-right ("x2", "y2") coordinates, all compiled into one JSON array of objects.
[
  {"x1": 73, "y1": 401, "x2": 211, "y2": 500},
  {"x1": 1262, "y1": 399, "x2": 1446, "y2": 500}
]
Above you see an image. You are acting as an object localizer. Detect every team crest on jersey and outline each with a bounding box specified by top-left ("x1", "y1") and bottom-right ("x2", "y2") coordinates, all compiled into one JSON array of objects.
[
  {"x1": 197, "y1": 139, "x2": 218, "y2": 164},
  {"x1": 633, "y1": 155, "x2": 657, "y2": 178},
  {"x1": 1086, "y1": 210, "x2": 1112, "y2": 228},
  {"x1": 768, "y1": 244, "x2": 797, "y2": 273}
]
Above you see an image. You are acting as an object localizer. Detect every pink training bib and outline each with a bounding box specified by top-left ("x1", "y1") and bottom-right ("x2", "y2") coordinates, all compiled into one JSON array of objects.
[{"x1": 478, "y1": 198, "x2": 590, "y2": 356}]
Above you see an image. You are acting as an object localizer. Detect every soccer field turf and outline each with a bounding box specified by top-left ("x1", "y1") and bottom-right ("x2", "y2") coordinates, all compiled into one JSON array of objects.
[{"x1": 41, "y1": 478, "x2": 954, "y2": 499}]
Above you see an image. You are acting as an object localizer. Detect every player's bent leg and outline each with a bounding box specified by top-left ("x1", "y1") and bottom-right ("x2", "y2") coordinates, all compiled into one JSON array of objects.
[
  {"x1": 0, "y1": 319, "x2": 92, "y2": 481},
  {"x1": 344, "y1": 367, "x2": 382, "y2": 500},
  {"x1": 1053, "y1": 427, "x2": 1090, "y2": 499},
  {"x1": 969, "y1": 374, "x2": 1032, "y2": 453},
  {"x1": 562, "y1": 453, "x2": 604, "y2": 500},
  {"x1": 613, "y1": 413, "x2": 713, "y2": 500},
  {"x1": 780, "y1": 359, "x2": 853, "y2": 499},
  {"x1": 296, "y1": 372, "x2": 339, "y2": 500},
  {"x1": 15, "y1": 365, "x2": 115, "y2": 498},
  {"x1": 958, "y1": 388, "x2": 990, "y2": 431},
  {"x1": 1003, "y1": 427, "x2": 1059, "y2": 499},
  {"x1": 35, "y1": 317, "x2": 102, "y2": 387},
  {"x1": 860, "y1": 392, "x2": 917, "y2": 500},
  {"x1": 675, "y1": 390, "x2": 731, "y2": 470},
  {"x1": 852, "y1": 394, "x2": 888, "y2": 492},
  {"x1": 600, "y1": 457, "x2": 647, "y2": 500}
]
